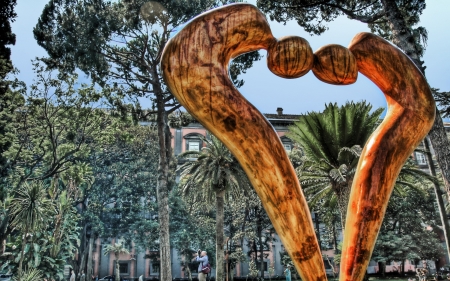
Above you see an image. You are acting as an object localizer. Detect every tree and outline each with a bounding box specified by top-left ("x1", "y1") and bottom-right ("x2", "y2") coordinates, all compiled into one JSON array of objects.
[
  {"x1": 177, "y1": 134, "x2": 251, "y2": 281},
  {"x1": 82, "y1": 123, "x2": 161, "y2": 277},
  {"x1": 9, "y1": 181, "x2": 55, "y2": 281},
  {"x1": 242, "y1": 191, "x2": 274, "y2": 279},
  {"x1": 372, "y1": 186, "x2": 444, "y2": 276},
  {"x1": 103, "y1": 238, "x2": 130, "y2": 281},
  {"x1": 0, "y1": 62, "x2": 117, "y2": 256},
  {"x1": 170, "y1": 186, "x2": 216, "y2": 281},
  {"x1": 0, "y1": 0, "x2": 25, "y2": 184},
  {"x1": 34, "y1": 2, "x2": 260, "y2": 279},
  {"x1": 287, "y1": 101, "x2": 383, "y2": 229},
  {"x1": 256, "y1": 0, "x2": 450, "y2": 257}
]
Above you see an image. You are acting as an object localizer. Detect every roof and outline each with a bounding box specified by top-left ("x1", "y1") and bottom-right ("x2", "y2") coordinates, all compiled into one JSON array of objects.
[{"x1": 263, "y1": 113, "x2": 302, "y2": 120}]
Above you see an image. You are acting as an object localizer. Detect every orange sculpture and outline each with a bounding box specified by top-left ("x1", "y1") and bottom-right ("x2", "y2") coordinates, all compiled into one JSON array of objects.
[{"x1": 161, "y1": 4, "x2": 435, "y2": 281}]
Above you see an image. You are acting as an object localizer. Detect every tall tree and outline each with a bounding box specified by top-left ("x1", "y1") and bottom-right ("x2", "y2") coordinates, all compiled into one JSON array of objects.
[
  {"x1": 0, "y1": 0, "x2": 24, "y2": 182},
  {"x1": 177, "y1": 134, "x2": 251, "y2": 281},
  {"x1": 33, "y1": 2, "x2": 260, "y2": 279},
  {"x1": 288, "y1": 101, "x2": 383, "y2": 228},
  {"x1": 256, "y1": 0, "x2": 450, "y2": 235}
]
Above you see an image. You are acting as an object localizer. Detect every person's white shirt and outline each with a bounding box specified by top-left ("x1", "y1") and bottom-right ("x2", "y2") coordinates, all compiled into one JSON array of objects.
[
  {"x1": 70, "y1": 272, "x2": 76, "y2": 281},
  {"x1": 139, "y1": 275, "x2": 143, "y2": 281}
]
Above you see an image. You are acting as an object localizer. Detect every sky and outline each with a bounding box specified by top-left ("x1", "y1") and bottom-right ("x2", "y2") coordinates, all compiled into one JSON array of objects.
[{"x1": 10, "y1": 0, "x2": 450, "y2": 116}]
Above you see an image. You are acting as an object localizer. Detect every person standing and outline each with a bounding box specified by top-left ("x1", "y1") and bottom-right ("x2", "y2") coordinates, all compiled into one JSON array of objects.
[
  {"x1": 69, "y1": 269, "x2": 76, "y2": 281},
  {"x1": 138, "y1": 275, "x2": 143, "y2": 281},
  {"x1": 80, "y1": 270, "x2": 86, "y2": 281},
  {"x1": 193, "y1": 250, "x2": 209, "y2": 281},
  {"x1": 284, "y1": 265, "x2": 291, "y2": 281}
]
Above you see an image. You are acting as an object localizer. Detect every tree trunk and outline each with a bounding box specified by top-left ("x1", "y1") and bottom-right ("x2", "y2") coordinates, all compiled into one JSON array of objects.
[
  {"x1": 18, "y1": 227, "x2": 28, "y2": 281},
  {"x1": 336, "y1": 182, "x2": 351, "y2": 230},
  {"x1": 155, "y1": 83, "x2": 173, "y2": 281},
  {"x1": 258, "y1": 220, "x2": 264, "y2": 278},
  {"x1": 314, "y1": 212, "x2": 322, "y2": 249},
  {"x1": 427, "y1": 112, "x2": 450, "y2": 196},
  {"x1": 216, "y1": 189, "x2": 225, "y2": 281},
  {"x1": 79, "y1": 247, "x2": 87, "y2": 278},
  {"x1": 332, "y1": 224, "x2": 338, "y2": 253},
  {"x1": 115, "y1": 252, "x2": 120, "y2": 281},
  {"x1": 379, "y1": 262, "x2": 386, "y2": 278},
  {"x1": 423, "y1": 138, "x2": 450, "y2": 260},
  {"x1": 185, "y1": 254, "x2": 192, "y2": 281},
  {"x1": 381, "y1": 0, "x2": 450, "y2": 197},
  {"x1": 87, "y1": 236, "x2": 94, "y2": 278}
]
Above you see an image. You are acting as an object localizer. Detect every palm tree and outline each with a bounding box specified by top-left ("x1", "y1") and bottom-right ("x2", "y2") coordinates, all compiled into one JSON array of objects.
[
  {"x1": 103, "y1": 238, "x2": 130, "y2": 281},
  {"x1": 289, "y1": 101, "x2": 436, "y2": 230},
  {"x1": 12, "y1": 267, "x2": 43, "y2": 281},
  {"x1": 9, "y1": 181, "x2": 55, "y2": 281},
  {"x1": 177, "y1": 134, "x2": 251, "y2": 281},
  {"x1": 288, "y1": 101, "x2": 383, "y2": 229}
]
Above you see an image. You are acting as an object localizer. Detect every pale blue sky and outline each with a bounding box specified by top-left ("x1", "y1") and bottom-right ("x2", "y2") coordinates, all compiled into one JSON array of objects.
[{"x1": 11, "y1": 0, "x2": 450, "y2": 116}]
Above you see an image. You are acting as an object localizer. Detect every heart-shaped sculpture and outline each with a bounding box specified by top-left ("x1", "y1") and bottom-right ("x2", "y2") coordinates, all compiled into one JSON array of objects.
[{"x1": 161, "y1": 4, "x2": 435, "y2": 281}]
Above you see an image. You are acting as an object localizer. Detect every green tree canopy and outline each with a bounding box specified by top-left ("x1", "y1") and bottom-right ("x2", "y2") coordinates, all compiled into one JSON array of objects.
[
  {"x1": 288, "y1": 101, "x2": 383, "y2": 228},
  {"x1": 372, "y1": 186, "x2": 444, "y2": 275}
]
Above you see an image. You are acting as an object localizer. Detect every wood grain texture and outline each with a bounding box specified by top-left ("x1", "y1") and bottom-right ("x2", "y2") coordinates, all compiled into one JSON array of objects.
[
  {"x1": 339, "y1": 32, "x2": 435, "y2": 281},
  {"x1": 267, "y1": 36, "x2": 314, "y2": 79},
  {"x1": 312, "y1": 44, "x2": 358, "y2": 85},
  {"x1": 161, "y1": 3, "x2": 327, "y2": 281}
]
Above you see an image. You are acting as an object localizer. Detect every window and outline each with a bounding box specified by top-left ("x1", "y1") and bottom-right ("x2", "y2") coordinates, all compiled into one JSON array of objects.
[
  {"x1": 255, "y1": 261, "x2": 268, "y2": 272},
  {"x1": 150, "y1": 262, "x2": 160, "y2": 275},
  {"x1": 119, "y1": 262, "x2": 129, "y2": 274},
  {"x1": 187, "y1": 141, "x2": 200, "y2": 151},
  {"x1": 415, "y1": 152, "x2": 427, "y2": 165},
  {"x1": 184, "y1": 133, "x2": 204, "y2": 152},
  {"x1": 283, "y1": 143, "x2": 292, "y2": 151},
  {"x1": 280, "y1": 136, "x2": 292, "y2": 152}
]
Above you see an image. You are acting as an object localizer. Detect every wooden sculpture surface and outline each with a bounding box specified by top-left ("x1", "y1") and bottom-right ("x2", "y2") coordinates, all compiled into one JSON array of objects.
[{"x1": 161, "y1": 4, "x2": 435, "y2": 281}]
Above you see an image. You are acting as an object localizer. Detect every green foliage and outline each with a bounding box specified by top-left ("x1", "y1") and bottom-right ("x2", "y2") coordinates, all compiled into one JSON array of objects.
[
  {"x1": 4, "y1": 182, "x2": 80, "y2": 279},
  {"x1": 256, "y1": 0, "x2": 426, "y2": 45},
  {"x1": 103, "y1": 239, "x2": 130, "y2": 257},
  {"x1": 86, "y1": 124, "x2": 160, "y2": 250},
  {"x1": 0, "y1": 0, "x2": 17, "y2": 66},
  {"x1": 227, "y1": 189, "x2": 274, "y2": 278},
  {"x1": 5, "y1": 61, "x2": 118, "y2": 188},
  {"x1": 432, "y1": 88, "x2": 450, "y2": 118},
  {"x1": 104, "y1": 239, "x2": 130, "y2": 281},
  {"x1": 9, "y1": 181, "x2": 54, "y2": 278},
  {"x1": 12, "y1": 267, "x2": 43, "y2": 281},
  {"x1": 9, "y1": 181, "x2": 55, "y2": 233},
  {"x1": 372, "y1": 186, "x2": 444, "y2": 266},
  {"x1": 287, "y1": 101, "x2": 383, "y2": 226},
  {"x1": 178, "y1": 133, "x2": 251, "y2": 280},
  {"x1": 169, "y1": 186, "x2": 215, "y2": 258},
  {"x1": 177, "y1": 134, "x2": 251, "y2": 203},
  {"x1": 256, "y1": 0, "x2": 428, "y2": 71},
  {"x1": 34, "y1": 0, "x2": 216, "y2": 89}
]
